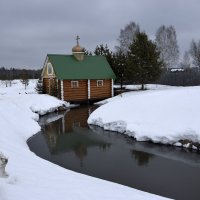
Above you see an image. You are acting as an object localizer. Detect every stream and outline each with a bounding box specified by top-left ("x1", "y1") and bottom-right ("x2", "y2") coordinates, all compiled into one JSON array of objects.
[{"x1": 28, "y1": 106, "x2": 200, "y2": 200}]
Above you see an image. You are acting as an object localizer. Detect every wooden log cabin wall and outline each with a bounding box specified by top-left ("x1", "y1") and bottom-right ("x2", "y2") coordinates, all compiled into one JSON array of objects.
[{"x1": 62, "y1": 80, "x2": 88, "y2": 102}]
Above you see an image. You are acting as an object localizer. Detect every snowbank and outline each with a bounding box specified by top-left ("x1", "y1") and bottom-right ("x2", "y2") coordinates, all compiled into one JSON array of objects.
[
  {"x1": 0, "y1": 80, "x2": 169, "y2": 200},
  {"x1": 88, "y1": 86, "x2": 200, "y2": 149},
  {"x1": 97, "y1": 84, "x2": 174, "y2": 105}
]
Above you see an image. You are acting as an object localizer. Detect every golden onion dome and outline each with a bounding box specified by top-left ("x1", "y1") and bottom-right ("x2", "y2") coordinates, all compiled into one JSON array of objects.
[{"x1": 72, "y1": 45, "x2": 84, "y2": 53}]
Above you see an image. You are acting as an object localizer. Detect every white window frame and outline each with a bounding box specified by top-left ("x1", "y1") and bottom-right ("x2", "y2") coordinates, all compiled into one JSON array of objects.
[
  {"x1": 47, "y1": 63, "x2": 53, "y2": 75},
  {"x1": 71, "y1": 81, "x2": 79, "y2": 88},
  {"x1": 97, "y1": 80, "x2": 103, "y2": 87}
]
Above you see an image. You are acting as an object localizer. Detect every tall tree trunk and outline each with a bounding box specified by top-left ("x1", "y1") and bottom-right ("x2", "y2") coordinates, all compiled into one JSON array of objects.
[
  {"x1": 120, "y1": 75, "x2": 123, "y2": 90},
  {"x1": 141, "y1": 83, "x2": 144, "y2": 90}
]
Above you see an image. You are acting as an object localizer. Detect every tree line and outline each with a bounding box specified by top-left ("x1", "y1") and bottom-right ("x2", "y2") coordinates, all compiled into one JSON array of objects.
[
  {"x1": 156, "y1": 68, "x2": 200, "y2": 86},
  {"x1": 0, "y1": 67, "x2": 42, "y2": 80},
  {"x1": 85, "y1": 21, "x2": 200, "y2": 88}
]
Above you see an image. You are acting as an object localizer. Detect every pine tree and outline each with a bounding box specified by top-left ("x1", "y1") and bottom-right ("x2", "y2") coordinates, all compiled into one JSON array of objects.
[
  {"x1": 127, "y1": 32, "x2": 163, "y2": 90},
  {"x1": 83, "y1": 48, "x2": 93, "y2": 55},
  {"x1": 112, "y1": 51, "x2": 127, "y2": 89},
  {"x1": 35, "y1": 78, "x2": 44, "y2": 94},
  {"x1": 94, "y1": 44, "x2": 111, "y2": 57},
  {"x1": 94, "y1": 44, "x2": 115, "y2": 73}
]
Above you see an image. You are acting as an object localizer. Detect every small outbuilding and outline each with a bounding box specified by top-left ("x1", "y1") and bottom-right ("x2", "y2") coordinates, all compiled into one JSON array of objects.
[{"x1": 41, "y1": 37, "x2": 116, "y2": 103}]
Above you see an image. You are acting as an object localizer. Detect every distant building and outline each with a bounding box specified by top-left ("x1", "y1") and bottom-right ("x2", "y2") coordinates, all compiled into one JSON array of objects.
[
  {"x1": 170, "y1": 68, "x2": 185, "y2": 72},
  {"x1": 41, "y1": 36, "x2": 116, "y2": 103}
]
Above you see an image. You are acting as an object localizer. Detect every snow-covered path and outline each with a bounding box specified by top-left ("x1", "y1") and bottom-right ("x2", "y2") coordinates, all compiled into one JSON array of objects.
[{"x1": 0, "y1": 80, "x2": 169, "y2": 200}]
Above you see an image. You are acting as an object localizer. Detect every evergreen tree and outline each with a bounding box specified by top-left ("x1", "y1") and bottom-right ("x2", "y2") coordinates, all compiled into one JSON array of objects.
[
  {"x1": 127, "y1": 32, "x2": 163, "y2": 90},
  {"x1": 35, "y1": 78, "x2": 44, "y2": 94},
  {"x1": 94, "y1": 44, "x2": 111, "y2": 57},
  {"x1": 94, "y1": 44, "x2": 115, "y2": 72},
  {"x1": 112, "y1": 51, "x2": 127, "y2": 88},
  {"x1": 83, "y1": 48, "x2": 93, "y2": 55}
]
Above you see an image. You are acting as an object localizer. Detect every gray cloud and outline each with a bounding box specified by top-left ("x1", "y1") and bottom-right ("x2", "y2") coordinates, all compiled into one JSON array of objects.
[{"x1": 1, "y1": 0, "x2": 200, "y2": 69}]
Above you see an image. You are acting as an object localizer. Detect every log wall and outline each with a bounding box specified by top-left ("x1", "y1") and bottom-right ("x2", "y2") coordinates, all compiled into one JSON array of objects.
[
  {"x1": 90, "y1": 79, "x2": 111, "y2": 99},
  {"x1": 43, "y1": 78, "x2": 50, "y2": 94},
  {"x1": 43, "y1": 78, "x2": 58, "y2": 97},
  {"x1": 63, "y1": 80, "x2": 88, "y2": 101},
  {"x1": 43, "y1": 78, "x2": 112, "y2": 102}
]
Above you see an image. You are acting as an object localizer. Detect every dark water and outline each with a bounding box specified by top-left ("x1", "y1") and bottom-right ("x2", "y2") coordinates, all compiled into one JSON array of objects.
[{"x1": 28, "y1": 106, "x2": 200, "y2": 200}]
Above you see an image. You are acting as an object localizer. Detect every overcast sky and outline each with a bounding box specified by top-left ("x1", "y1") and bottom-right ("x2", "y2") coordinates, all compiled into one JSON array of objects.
[{"x1": 1, "y1": 0, "x2": 200, "y2": 69}]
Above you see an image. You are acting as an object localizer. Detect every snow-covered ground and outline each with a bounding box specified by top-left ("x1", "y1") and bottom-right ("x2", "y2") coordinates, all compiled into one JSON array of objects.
[
  {"x1": 89, "y1": 85, "x2": 200, "y2": 149},
  {"x1": 97, "y1": 84, "x2": 174, "y2": 105},
  {"x1": 0, "y1": 80, "x2": 169, "y2": 200},
  {"x1": 0, "y1": 79, "x2": 37, "y2": 95},
  {"x1": 114, "y1": 84, "x2": 174, "y2": 91}
]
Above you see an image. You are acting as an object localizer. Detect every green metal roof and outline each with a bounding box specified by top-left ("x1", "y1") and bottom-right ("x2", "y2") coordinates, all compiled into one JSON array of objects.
[{"x1": 47, "y1": 54, "x2": 116, "y2": 80}]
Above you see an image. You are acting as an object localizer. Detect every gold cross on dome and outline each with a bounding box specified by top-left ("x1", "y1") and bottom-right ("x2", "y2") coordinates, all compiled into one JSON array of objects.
[{"x1": 76, "y1": 35, "x2": 80, "y2": 46}]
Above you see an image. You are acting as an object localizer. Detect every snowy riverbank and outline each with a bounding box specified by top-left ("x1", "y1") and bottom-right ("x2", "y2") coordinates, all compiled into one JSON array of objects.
[
  {"x1": 88, "y1": 85, "x2": 200, "y2": 149},
  {"x1": 0, "y1": 80, "x2": 169, "y2": 200}
]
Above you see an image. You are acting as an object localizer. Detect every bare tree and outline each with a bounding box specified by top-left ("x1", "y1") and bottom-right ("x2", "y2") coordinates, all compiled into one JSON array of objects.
[
  {"x1": 155, "y1": 25, "x2": 179, "y2": 69},
  {"x1": 115, "y1": 21, "x2": 140, "y2": 55},
  {"x1": 20, "y1": 70, "x2": 29, "y2": 90},
  {"x1": 190, "y1": 40, "x2": 200, "y2": 68},
  {"x1": 180, "y1": 51, "x2": 191, "y2": 69}
]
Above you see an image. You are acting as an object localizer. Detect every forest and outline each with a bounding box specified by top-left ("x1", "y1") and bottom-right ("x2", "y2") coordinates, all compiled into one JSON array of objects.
[{"x1": 0, "y1": 67, "x2": 41, "y2": 80}]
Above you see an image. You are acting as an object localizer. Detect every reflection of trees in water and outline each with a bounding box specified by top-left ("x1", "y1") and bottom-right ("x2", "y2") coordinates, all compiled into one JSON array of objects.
[
  {"x1": 99, "y1": 143, "x2": 111, "y2": 152},
  {"x1": 42, "y1": 122, "x2": 62, "y2": 153},
  {"x1": 74, "y1": 144, "x2": 87, "y2": 167},
  {"x1": 131, "y1": 150, "x2": 154, "y2": 166},
  {"x1": 74, "y1": 143, "x2": 111, "y2": 168}
]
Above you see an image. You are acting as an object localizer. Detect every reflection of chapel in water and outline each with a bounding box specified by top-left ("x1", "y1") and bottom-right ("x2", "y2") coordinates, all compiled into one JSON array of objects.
[
  {"x1": 41, "y1": 106, "x2": 111, "y2": 165},
  {"x1": 131, "y1": 149, "x2": 154, "y2": 166}
]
